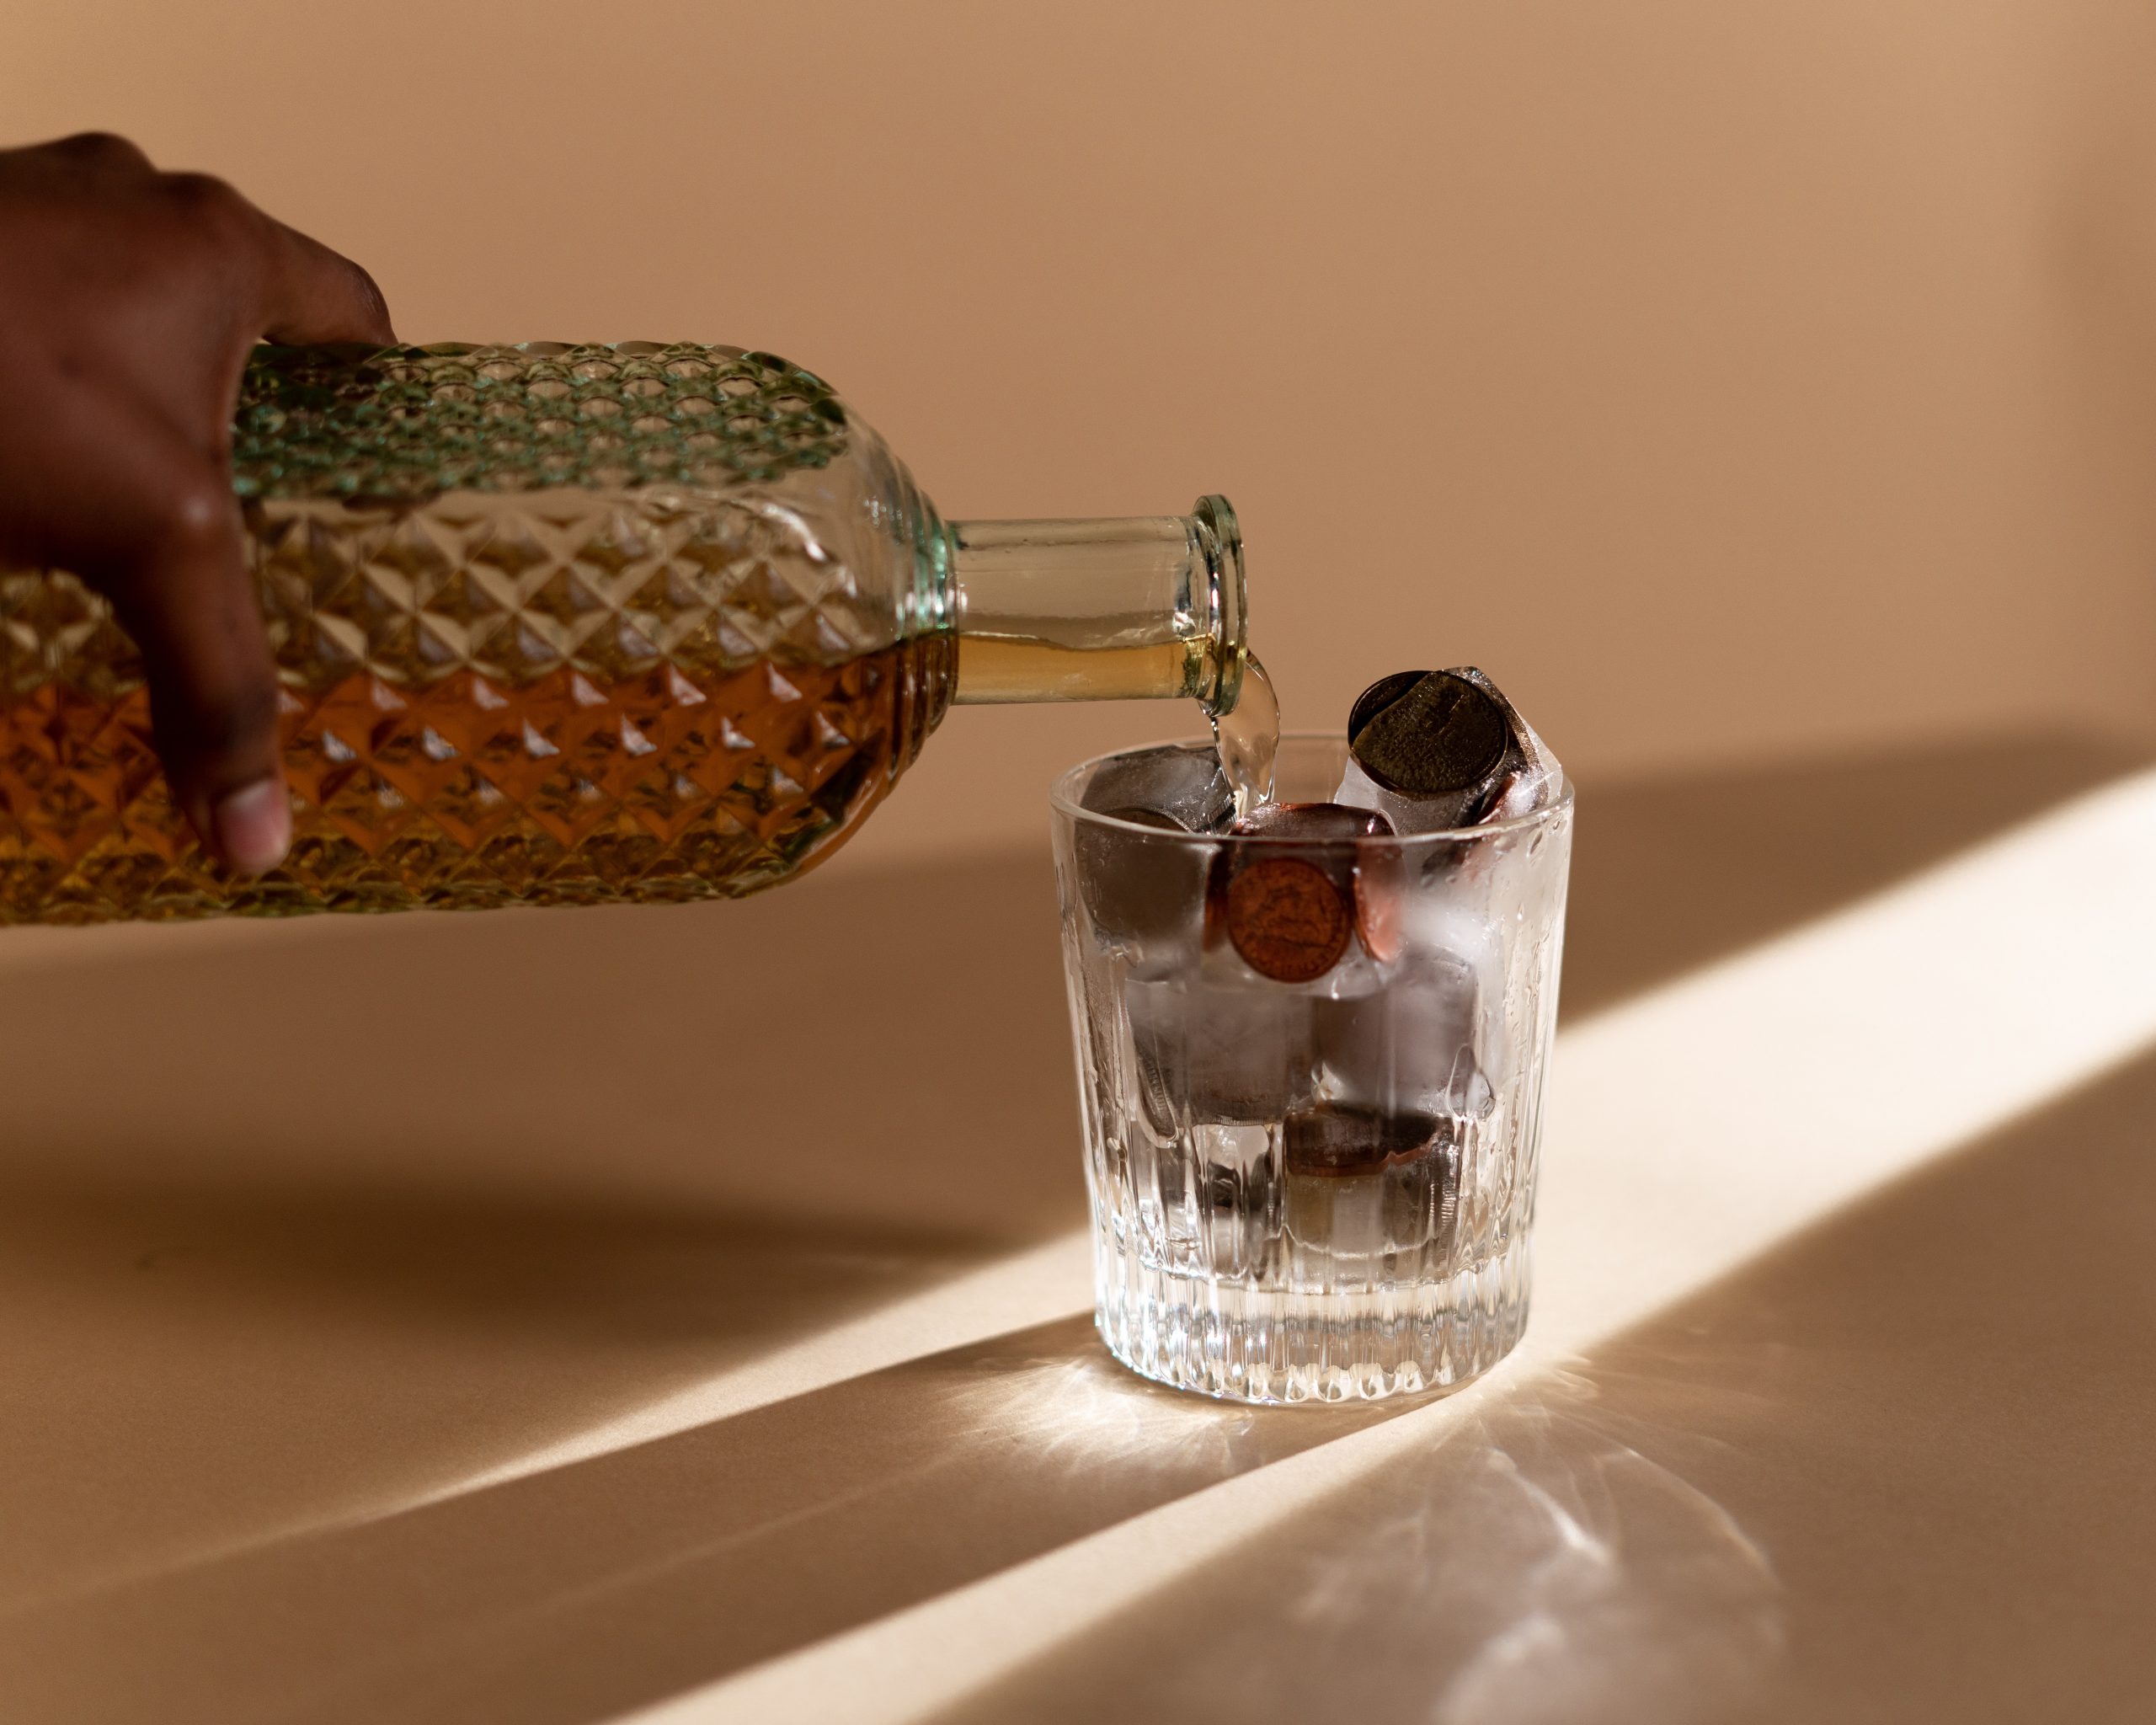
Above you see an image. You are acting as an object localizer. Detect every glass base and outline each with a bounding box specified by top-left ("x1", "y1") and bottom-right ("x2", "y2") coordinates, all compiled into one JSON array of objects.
[{"x1": 1093, "y1": 1226, "x2": 1531, "y2": 1406}]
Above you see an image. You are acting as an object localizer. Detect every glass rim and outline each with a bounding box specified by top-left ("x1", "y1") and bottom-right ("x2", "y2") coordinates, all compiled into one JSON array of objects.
[{"x1": 1049, "y1": 730, "x2": 1575, "y2": 846}]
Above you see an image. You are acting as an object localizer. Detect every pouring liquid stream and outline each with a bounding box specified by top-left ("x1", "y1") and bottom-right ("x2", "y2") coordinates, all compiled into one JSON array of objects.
[{"x1": 1211, "y1": 654, "x2": 1280, "y2": 820}]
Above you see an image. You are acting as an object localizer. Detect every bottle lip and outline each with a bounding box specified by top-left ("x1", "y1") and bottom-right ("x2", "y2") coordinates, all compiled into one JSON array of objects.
[
  {"x1": 1191, "y1": 494, "x2": 1246, "y2": 718},
  {"x1": 1050, "y1": 733, "x2": 1575, "y2": 844}
]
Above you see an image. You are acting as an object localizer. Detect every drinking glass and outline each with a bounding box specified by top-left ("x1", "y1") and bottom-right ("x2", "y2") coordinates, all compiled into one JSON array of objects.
[{"x1": 1051, "y1": 734, "x2": 1572, "y2": 1403}]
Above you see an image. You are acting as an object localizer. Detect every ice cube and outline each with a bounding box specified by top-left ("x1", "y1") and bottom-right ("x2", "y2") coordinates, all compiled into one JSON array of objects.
[
  {"x1": 1336, "y1": 669, "x2": 1509, "y2": 831},
  {"x1": 1383, "y1": 1128, "x2": 1464, "y2": 1269},
  {"x1": 1209, "y1": 802, "x2": 1404, "y2": 981},
  {"x1": 1074, "y1": 811, "x2": 1213, "y2": 958},
  {"x1": 1075, "y1": 745, "x2": 1230, "y2": 959},
  {"x1": 1314, "y1": 947, "x2": 1493, "y2": 1119},
  {"x1": 1454, "y1": 666, "x2": 1561, "y2": 821},
  {"x1": 1193, "y1": 1122, "x2": 1281, "y2": 1281},
  {"x1": 1081, "y1": 743, "x2": 1233, "y2": 832},
  {"x1": 1281, "y1": 1105, "x2": 1461, "y2": 1268},
  {"x1": 1337, "y1": 667, "x2": 1560, "y2": 833},
  {"x1": 1125, "y1": 971, "x2": 1315, "y2": 1128}
]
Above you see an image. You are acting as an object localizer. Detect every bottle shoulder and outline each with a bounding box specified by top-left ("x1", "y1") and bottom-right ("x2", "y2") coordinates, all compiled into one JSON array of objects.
[{"x1": 233, "y1": 341, "x2": 851, "y2": 502}]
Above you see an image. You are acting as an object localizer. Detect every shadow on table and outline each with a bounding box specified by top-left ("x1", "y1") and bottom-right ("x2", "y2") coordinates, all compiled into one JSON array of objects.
[
  {"x1": 0, "y1": 846, "x2": 1078, "y2": 1622},
  {"x1": 1556, "y1": 727, "x2": 2144, "y2": 1016},
  {"x1": 0, "y1": 729, "x2": 2142, "y2": 1722},
  {"x1": 937, "y1": 1039, "x2": 2156, "y2": 1725}
]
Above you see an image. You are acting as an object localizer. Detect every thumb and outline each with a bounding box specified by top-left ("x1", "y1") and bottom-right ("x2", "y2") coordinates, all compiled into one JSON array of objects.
[{"x1": 93, "y1": 425, "x2": 290, "y2": 873}]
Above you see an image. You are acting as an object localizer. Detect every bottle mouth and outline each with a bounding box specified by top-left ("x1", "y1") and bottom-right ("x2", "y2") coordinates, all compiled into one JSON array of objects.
[
  {"x1": 943, "y1": 495, "x2": 1250, "y2": 710},
  {"x1": 1190, "y1": 494, "x2": 1247, "y2": 718}
]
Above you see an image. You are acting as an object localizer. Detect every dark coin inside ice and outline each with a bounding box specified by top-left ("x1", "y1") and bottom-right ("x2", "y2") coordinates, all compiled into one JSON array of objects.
[
  {"x1": 1075, "y1": 807, "x2": 1209, "y2": 950},
  {"x1": 1079, "y1": 744, "x2": 1233, "y2": 834},
  {"x1": 1230, "y1": 802, "x2": 1394, "y2": 845},
  {"x1": 1348, "y1": 670, "x2": 1510, "y2": 798},
  {"x1": 1345, "y1": 670, "x2": 1428, "y2": 742},
  {"x1": 1283, "y1": 1105, "x2": 1444, "y2": 1178},
  {"x1": 1074, "y1": 744, "x2": 1230, "y2": 951}
]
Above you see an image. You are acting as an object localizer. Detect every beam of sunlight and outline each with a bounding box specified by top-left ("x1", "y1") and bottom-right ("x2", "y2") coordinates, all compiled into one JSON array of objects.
[
  {"x1": 19, "y1": 1237, "x2": 1097, "y2": 1613},
  {"x1": 612, "y1": 765, "x2": 2156, "y2": 1725},
  {"x1": 416, "y1": 1233, "x2": 1095, "y2": 1503}
]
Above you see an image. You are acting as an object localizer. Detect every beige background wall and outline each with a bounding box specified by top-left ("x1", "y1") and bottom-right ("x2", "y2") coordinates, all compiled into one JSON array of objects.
[{"x1": 4, "y1": 1, "x2": 2151, "y2": 867}]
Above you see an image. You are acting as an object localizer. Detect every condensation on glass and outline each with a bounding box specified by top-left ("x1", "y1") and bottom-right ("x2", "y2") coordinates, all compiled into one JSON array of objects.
[{"x1": 0, "y1": 342, "x2": 1245, "y2": 922}]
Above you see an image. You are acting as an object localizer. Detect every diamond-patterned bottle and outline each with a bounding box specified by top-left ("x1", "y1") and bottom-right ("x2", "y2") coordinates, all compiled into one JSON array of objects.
[{"x1": 0, "y1": 342, "x2": 1246, "y2": 922}]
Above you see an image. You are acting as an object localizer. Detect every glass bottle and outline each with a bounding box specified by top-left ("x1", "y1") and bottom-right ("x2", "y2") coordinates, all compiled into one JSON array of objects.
[{"x1": 0, "y1": 342, "x2": 1246, "y2": 923}]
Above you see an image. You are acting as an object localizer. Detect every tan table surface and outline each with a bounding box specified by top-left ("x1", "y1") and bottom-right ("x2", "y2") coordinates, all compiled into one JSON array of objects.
[{"x1": 2, "y1": 731, "x2": 2152, "y2": 1724}]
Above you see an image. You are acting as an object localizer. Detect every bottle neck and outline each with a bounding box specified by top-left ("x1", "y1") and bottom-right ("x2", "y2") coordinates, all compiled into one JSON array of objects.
[{"x1": 943, "y1": 495, "x2": 1246, "y2": 716}]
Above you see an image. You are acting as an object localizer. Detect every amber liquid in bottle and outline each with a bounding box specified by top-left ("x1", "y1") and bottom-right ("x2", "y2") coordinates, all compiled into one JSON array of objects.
[{"x1": 0, "y1": 636, "x2": 950, "y2": 922}]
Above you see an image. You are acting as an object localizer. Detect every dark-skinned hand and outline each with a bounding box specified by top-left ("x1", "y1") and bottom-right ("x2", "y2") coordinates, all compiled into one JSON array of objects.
[{"x1": 0, "y1": 132, "x2": 394, "y2": 872}]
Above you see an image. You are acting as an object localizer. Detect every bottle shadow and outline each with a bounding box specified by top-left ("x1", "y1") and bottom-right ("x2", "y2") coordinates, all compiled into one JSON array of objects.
[
  {"x1": 0, "y1": 846, "x2": 1088, "y2": 1622},
  {"x1": 0, "y1": 1174, "x2": 995, "y2": 1612},
  {"x1": 0, "y1": 727, "x2": 2140, "y2": 1722},
  {"x1": 0, "y1": 1309, "x2": 1390, "y2": 1722}
]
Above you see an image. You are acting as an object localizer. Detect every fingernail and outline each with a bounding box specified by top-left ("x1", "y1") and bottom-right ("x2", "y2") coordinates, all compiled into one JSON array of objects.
[{"x1": 211, "y1": 777, "x2": 291, "y2": 874}]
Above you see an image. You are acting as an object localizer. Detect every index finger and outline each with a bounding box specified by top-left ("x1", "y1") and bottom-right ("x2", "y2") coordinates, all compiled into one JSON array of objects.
[{"x1": 257, "y1": 216, "x2": 396, "y2": 347}]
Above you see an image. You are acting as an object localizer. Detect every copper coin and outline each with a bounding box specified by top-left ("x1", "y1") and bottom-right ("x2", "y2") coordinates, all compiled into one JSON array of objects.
[
  {"x1": 1228, "y1": 802, "x2": 1403, "y2": 966},
  {"x1": 1283, "y1": 1106, "x2": 1444, "y2": 1178},
  {"x1": 1225, "y1": 856, "x2": 1352, "y2": 983},
  {"x1": 1350, "y1": 838, "x2": 1405, "y2": 964}
]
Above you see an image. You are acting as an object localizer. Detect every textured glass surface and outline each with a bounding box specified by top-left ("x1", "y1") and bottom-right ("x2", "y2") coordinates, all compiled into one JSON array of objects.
[
  {"x1": 1053, "y1": 735, "x2": 1572, "y2": 1404},
  {"x1": 0, "y1": 342, "x2": 953, "y2": 922},
  {"x1": 232, "y1": 341, "x2": 849, "y2": 499}
]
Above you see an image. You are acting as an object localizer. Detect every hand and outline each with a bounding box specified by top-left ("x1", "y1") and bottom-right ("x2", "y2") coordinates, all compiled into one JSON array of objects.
[{"x1": 0, "y1": 133, "x2": 394, "y2": 872}]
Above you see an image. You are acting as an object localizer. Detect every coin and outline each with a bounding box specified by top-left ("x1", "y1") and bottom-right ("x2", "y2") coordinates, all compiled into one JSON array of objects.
[
  {"x1": 1223, "y1": 856, "x2": 1352, "y2": 983},
  {"x1": 1348, "y1": 670, "x2": 1511, "y2": 799}
]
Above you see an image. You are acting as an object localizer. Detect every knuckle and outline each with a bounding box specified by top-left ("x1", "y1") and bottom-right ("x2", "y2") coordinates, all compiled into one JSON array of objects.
[
  {"x1": 146, "y1": 471, "x2": 239, "y2": 555},
  {"x1": 49, "y1": 131, "x2": 149, "y2": 168},
  {"x1": 157, "y1": 171, "x2": 258, "y2": 243}
]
